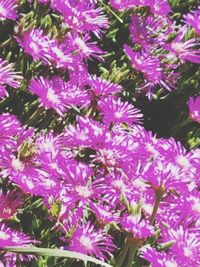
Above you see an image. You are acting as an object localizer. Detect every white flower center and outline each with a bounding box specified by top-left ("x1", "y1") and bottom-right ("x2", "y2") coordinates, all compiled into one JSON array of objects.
[
  {"x1": 0, "y1": 5, "x2": 7, "y2": 17},
  {"x1": 76, "y1": 186, "x2": 92, "y2": 198},
  {"x1": 176, "y1": 155, "x2": 190, "y2": 168},
  {"x1": 80, "y1": 235, "x2": 93, "y2": 250},
  {"x1": 183, "y1": 247, "x2": 193, "y2": 257},
  {"x1": 192, "y1": 201, "x2": 200, "y2": 213},
  {"x1": 114, "y1": 111, "x2": 123, "y2": 119},
  {"x1": 74, "y1": 38, "x2": 90, "y2": 54},
  {"x1": 165, "y1": 260, "x2": 178, "y2": 267},
  {"x1": 12, "y1": 158, "x2": 24, "y2": 171},
  {"x1": 171, "y1": 42, "x2": 184, "y2": 53},
  {"x1": 47, "y1": 88, "x2": 59, "y2": 104},
  {"x1": 0, "y1": 231, "x2": 9, "y2": 240}
]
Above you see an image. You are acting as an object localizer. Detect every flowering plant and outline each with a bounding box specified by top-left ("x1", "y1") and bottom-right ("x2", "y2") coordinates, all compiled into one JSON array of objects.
[{"x1": 0, "y1": 0, "x2": 199, "y2": 266}]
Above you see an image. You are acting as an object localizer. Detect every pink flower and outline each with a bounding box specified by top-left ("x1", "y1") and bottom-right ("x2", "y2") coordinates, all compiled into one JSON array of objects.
[
  {"x1": 188, "y1": 96, "x2": 200, "y2": 123},
  {"x1": 86, "y1": 75, "x2": 122, "y2": 98},
  {"x1": 124, "y1": 44, "x2": 177, "y2": 98},
  {"x1": 65, "y1": 33, "x2": 105, "y2": 60},
  {"x1": 161, "y1": 226, "x2": 200, "y2": 267},
  {"x1": 16, "y1": 28, "x2": 52, "y2": 61},
  {"x1": 149, "y1": 0, "x2": 171, "y2": 16},
  {"x1": 51, "y1": 0, "x2": 109, "y2": 38},
  {"x1": 140, "y1": 245, "x2": 179, "y2": 267},
  {"x1": 0, "y1": 223, "x2": 35, "y2": 247},
  {"x1": 183, "y1": 7, "x2": 200, "y2": 35},
  {"x1": 164, "y1": 26, "x2": 200, "y2": 64},
  {"x1": 0, "y1": 0, "x2": 18, "y2": 20},
  {"x1": 109, "y1": 0, "x2": 140, "y2": 11},
  {"x1": 0, "y1": 58, "x2": 22, "y2": 98},
  {"x1": 0, "y1": 190, "x2": 22, "y2": 219},
  {"x1": 68, "y1": 222, "x2": 116, "y2": 260},
  {"x1": 99, "y1": 96, "x2": 143, "y2": 125},
  {"x1": 120, "y1": 215, "x2": 154, "y2": 239},
  {"x1": 29, "y1": 76, "x2": 67, "y2": 116}
]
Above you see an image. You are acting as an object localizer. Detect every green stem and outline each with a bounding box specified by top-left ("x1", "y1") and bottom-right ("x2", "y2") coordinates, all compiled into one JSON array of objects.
[
  {"x1": 150, "y1": 187, "x2": 164, "y2": 224},
  {"x1": 99, "y1": 1, "x2": 123, "y2": 23},
  {"x1": 171, "y1": 118, "x2": 192, "y2": 135},
  {"x1": 127, "y1": 239, "x2": 138, "y2": 267},
  {"x1": 115, "y1": 241, "x2": 129, "y2": 267},
  {"x1": 27, "y1": 107, "x2": 43, "y2": 126}
]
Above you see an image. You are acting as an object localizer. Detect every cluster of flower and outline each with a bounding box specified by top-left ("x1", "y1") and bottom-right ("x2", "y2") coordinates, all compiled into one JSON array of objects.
[
  {"x1": 0, "y1": 0, "x2": 199, "y2": 267},
  {"x1": 111, "y1": 0, "x2": 200, "y2": 99}
]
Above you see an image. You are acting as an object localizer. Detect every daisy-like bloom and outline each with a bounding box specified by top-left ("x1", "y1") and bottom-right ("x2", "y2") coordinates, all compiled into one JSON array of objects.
[
  {"x1": 51, "y1": 0, "x2": 109, "y2": 38},
  {"x1": 187, "y1": 96, "x2": 200, "y2": 123},
  {"x1": 0, "y1": 58, "x2": 22, "y2": 98},
  {"x1": 0, "y1": 113, "x2": 22, "y2": 151},
  {"x1": 0, "y1": 223, "x2": 34, "y2": 247},
  {"x1": 144, "y1": 161, "x2": 190, "y2": 196},
  {"x1": 183, "y1": 7, "x2": 200, "y2": 35},
  {"x1": 0, "y1": 190, "x2": 22, "y2": 219},
  {"x1": 86, "y1": 75, "x2": 122, "y2": 99},
  {"x1": 29, "y1": 76, "x2": 67, "y2": 116},
  {"x1": 129, "y1": 14, "x2": 170, "y2": 49},
  {"x1": 44, "y1": 38, "x2": 77, "y2": 69},
  {"x1": 16, "y1": 28, "x2": 52, "y2": 62},
  {"x1": 61, "y1": 162, "x2": 101, "y2": 210},
  {"x1": 0, "y1": 0, "x2": 18, "y2": 20},
  {"x1": 124, "y1": 44, "x2": 176, "y2": 98},
  {"x1": 60, "y1": 79, "x2": 90, "y2": 108},
  {"x1": 120, "y1": 215, "x2": 154, "y2": 240},
  {"x1": 161, "y1": 226, "x2": 200, "y2": 267},
  {"x1": 164, "y1": 26, "x2": 200, "y2": 64},
  {"x1": 149, "y1": 0, "x2": 171, "y2": 16},
  {"x1": 65, "y1": 33, "x2": 104, "y2": 60},
  {"x1": 109, "y1": 0, "x2": 140, "y2": 11},
  {"x1": 124, "y1": 45, "x2": 162, "y2": 83},
  {"x1": 90, "y1": 203, "x2": 119, "y2": 225},
  {"x1": 140, "y1": 245, "x2": 179, "y2": 267},
  {"x1": 68, "y1": 222, "x2": 116, "y2": 260},
  {"x1": 2, "y1": 253, "x2": 36, "y2": 267},
  {"x1": 98, "y1": 96, "x2": 143, "y2": 125},
  {"x1": 0, "y1": 113, "x2": 21, "y2": 138}
]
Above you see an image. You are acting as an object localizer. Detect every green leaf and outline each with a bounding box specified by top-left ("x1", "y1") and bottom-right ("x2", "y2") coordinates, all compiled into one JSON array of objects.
[{"x1": 2, "y1": 247, "x2": 113, "y2": 267}]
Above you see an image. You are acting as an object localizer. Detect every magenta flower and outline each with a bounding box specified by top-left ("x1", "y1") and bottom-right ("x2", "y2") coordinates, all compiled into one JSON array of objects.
[
  {"x1": 188, "y1": 96, "x2": 200, "y2": 123},
  {"x1": 44, "y1": 38, "x2": 77, "y2": 69},
  {"x1": 0, "y1": 223, "x2": 35, "y2": 247},
  {"x1": 0, "y1": 58, "x2": 22, "y2": 98},
  {"x1": 68, "y1": 222, "x2": 116, "y2": 260},
  {"x1": 60, "y1": 80, "x2": 90, "y2": 108},
  {"x1": 90, "y1": 203, "x2": 119, "y2": 225},
  {"x1": 51, "y1": 0, "x2": 109, "y2": 38},
  {"x1": 149, "y1": 0, "x2": 171, "y2": 16},
  {"x1": 164, "y1": 26, "x2": 200, "y2": 64},
  {"x1": 99, "y1": 96, "x2": 143, "y2": 125},
  {"x1": 124, "y1": 44, "x2": 176, "y2": 98},
  {"x1": 87, "y1": 75, "x2": 122, "y2": 98},
  {"x1": 161, "y1": 226, "x2": 200, "y2": 267},
  {"x1": 120, "y1": 215, "x2": 154, "y2": 239},
  {"x1": 183, "y1": 8, "x2": 200, "y2": 35},
  {"x1": 140, "y1": 245, "x2": 179, "y2": 267},
  {"x1": 61, "y1": 162, "x2": 101, "y2": 210},
  {"x1": 65, "y1": 33, "x2": 104, "y2": 60},
  {"x1": 29, "y1": 76, "x2": 67, "y2": 116},
  {"x1": 0, "y1": 190, "x2": 22, "y2": 219},
  {"x1": 109, "y1": 0, "x2": 140, "y2": 11},
  {"x1": 16, "y1": 28, "x2": 52, "y2": 61},
  {"x1": 0, "y1": 0, "x2": 18, "y2": 20},
  {"x1": 124, "y1": 45, "x2": 162, "y2": 83},
  {"x1": 0, "y1": 113, "x2": 21, "y2": 138},
  {"x1": 129, "y1": 14, "x2": 170, "y2": 49}
]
